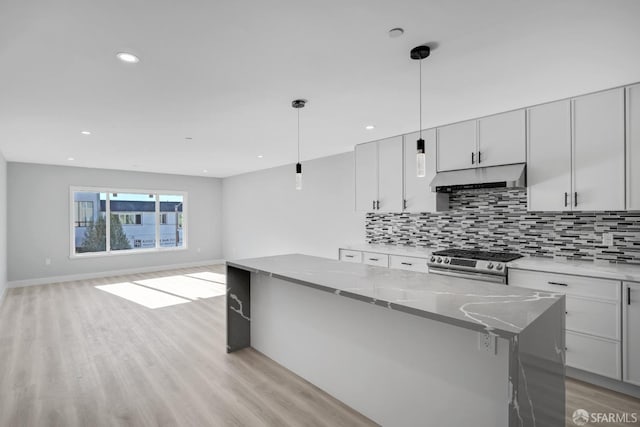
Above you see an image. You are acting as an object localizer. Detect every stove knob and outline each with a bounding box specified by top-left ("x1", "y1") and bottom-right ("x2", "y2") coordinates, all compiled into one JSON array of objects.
[
  {"x1": 496, "y1": 264, "x2": 503, "y2": 271},
  {"x1": 487, "y1": 263, "x2": 494, "y2": 269},
  {"x1": 430, "y1": 256, "x2": 436, "y2": 262},
  {"x1": 444, "y1": 258, "x2": 450, "y2": 264},
  {"x1": 437, "y1": 257, "x2": 443, "y2": 263}
]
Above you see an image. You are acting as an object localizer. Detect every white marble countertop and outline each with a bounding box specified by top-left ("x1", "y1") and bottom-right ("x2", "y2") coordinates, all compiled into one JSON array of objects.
[
  {"x1": 339, "y1": 243, "x2": 434, "y2": 258},
  {"x1": 227, "y1": 254, "x2": 564, "y2": 339},
  {"x1": 507, "y1": 256, "x2": 640, "y2": 282}
]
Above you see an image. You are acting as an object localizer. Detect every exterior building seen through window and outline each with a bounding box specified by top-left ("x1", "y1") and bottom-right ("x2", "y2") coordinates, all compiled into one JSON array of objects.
[{"x1": 72, "y1": 189, "x2": 185, "y2": 256}]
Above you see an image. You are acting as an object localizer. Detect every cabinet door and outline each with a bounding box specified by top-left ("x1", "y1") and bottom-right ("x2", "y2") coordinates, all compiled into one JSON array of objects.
[
  {"x1": 436, "y1": 120, "x2": 477, "y2": 171},
  {"x1": 355, "y1": 142, "x2": 378, "y2": 212},
  {"x1": 404, "y1": 129, "x2": 437, "y2": 212},
  {"x1": 527, "y1": 100, "x2": 572, "y2": 211},
  {"x1": 623, "y1": 282, "x2": 640, "y2": 386},
  {"x1": 477, "y1": 110, "x2": 526, "y2": 167},
  {"x1": 377, "y1": 136, "x2": 403, "y2": 212},
  {"x1": 627, "y1": 84, "x2": 640, "y2": 210},
  {"x1": 572, "y1": 88, "x2": 625, "y2": 211}
]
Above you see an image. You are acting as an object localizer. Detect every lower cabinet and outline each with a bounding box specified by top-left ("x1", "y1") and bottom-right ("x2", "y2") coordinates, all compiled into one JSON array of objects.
[
  {"x1": 623, "y1": 282, "x2": 640, "y2": 386},
  {"x1": 389, "y1": 255, "x2": 429, "y2": 273},
  {"x1": 339, "y1": 249, "x2": 362, "y2": 263},
  {"x1": 509, "y1": 268, "x2": 622, "y2": 380},
  {"x1": 362, "y1": 252, "x2": 389, "y2": 267},
  {"x1": 566, "y1": 331, "x2": 621, "y2": 379}
]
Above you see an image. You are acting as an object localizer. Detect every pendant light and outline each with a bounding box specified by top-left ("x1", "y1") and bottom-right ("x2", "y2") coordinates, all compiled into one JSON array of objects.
[
  {"x1": 410, "y1": 45, "x2": 430, "y2": 178},
  {"x1": 292, "y1": 99, "x2": 307, "y2": 190}
]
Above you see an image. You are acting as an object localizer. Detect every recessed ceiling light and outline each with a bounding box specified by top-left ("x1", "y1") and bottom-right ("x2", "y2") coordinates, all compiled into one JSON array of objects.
[
  {"x1": 257, "y1": 155, "x2": 264, "y2": 158},
  {"x1": 365, "y1": 125, "x2": 375, "y2": 130},
  {"x1": 67, "y1": 157, "x2": 75, "y2": 161},
  {"x1": 185, "y1": 137, "x2": 193, "y2": 141},
  {"x1": 388, "y1": 28, "x2": 404, "y2": 38},
  {"x1": 203, "y1": 169, "x2": 208, "y2": 173},
  {"x1": 81, "y1": 131, "x2": 91, "y2": 135},
  {"x1": 116, "y1": 52, "x2": 140, "y2": 63}
]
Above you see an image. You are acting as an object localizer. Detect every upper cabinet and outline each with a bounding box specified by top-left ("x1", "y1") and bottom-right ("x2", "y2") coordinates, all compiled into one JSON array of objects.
[
  {"x1": 377, "y1": 137, "x2": 404, "y2": 212},
  {"x1": 477, "y1": 110, "x2": 526, "y2": 168},
  {"x1": 572, "y1": 88, "x2": 625, "y2": 211},
  {"x1": 403, "y1": 130, "x2": 447, "y2": 213},
  {"x1": 527, "y1": 88, "x2": 625, "y2": 212},
  {"x1": 437, "y1": 110, "x2": 526, "y2": 172},
  {"x1": 436, "y1": 120, "x2": 476, "y2": 171},
  {"x1": 355, "y1": 142, "x2": 378, "y2": 212},
  {"x1": 627, "y1": 84, "x2": 640, "y2": 210},
  {"x1": 354, "y1": 136, "x2": 403, "y2": 212},
  {"x1": 527, "y1": 100, "x2": 572, "y2": 211}
]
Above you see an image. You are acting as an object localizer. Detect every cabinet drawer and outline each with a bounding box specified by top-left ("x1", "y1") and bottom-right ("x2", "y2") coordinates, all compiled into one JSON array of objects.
[
  {"x1": 389, "y1": 255, "x2": 429, "y2": 273},
  {"x1": 362, "y1": 252, "x2": 389, "y2": 267},
  {"x1": 566, "y1": 331, "x2": 621, "y2": 380},
  {"x1": 339, "y1": 249, "x2": 362, "y2": 263},
  {"x1": 566, "y1": 296, "x2": 620, "y2": 340},
  {"x1": 508, "y1": 269, "x2": 620, "y2": 300}
]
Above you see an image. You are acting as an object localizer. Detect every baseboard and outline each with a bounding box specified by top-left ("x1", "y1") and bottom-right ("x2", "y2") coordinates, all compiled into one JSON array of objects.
[
  {"x1": 567, "y1": 367, "x2": 640, "y2": 399},
  {"x1": 7, "y1": 259, "x2": 227, "y2": 288}
]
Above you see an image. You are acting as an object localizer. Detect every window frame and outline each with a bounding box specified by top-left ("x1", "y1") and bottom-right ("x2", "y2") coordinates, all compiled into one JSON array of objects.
[{"x1": 69, "y1": 186, "x2": 188, "y2": 258}]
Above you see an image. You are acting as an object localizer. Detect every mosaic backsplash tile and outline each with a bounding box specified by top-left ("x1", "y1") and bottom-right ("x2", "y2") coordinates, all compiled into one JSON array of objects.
[{"x1": 366, "y1": 188, "x2": 640, "y2": 264}]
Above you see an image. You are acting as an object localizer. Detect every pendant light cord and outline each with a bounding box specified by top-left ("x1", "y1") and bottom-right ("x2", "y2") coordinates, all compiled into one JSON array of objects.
[
  {"x1": 419, "y1": 58, "x2": 422, "y2": 139},
  {"x1": 297, "y1": 108, "x2": 300, "y2": 163}
]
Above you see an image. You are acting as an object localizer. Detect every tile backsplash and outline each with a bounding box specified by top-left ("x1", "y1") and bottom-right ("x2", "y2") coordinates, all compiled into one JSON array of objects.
[{"x1": 366, "y1": 188, "x2": 640, "y2": 264}]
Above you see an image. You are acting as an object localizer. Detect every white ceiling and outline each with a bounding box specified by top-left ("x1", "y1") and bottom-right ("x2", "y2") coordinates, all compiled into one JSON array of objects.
[{"x1": 1, "y1": 0, "x2": 640, "y2": 178}]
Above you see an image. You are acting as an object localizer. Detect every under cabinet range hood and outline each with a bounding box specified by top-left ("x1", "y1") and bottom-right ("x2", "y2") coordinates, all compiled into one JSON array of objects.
[{"x1": 430, "y1": 163, "x2": 526, "y2": 193}]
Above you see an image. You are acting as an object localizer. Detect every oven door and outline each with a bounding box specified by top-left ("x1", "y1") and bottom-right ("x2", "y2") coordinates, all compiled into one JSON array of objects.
[{"x1": 428, "y1": 266, "x2": 507, "y2": 284}]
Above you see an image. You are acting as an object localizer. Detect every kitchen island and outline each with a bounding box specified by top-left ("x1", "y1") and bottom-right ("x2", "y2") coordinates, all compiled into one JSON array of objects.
[{"x1": 226, "y1": 254, "x2": 565, "y2": 427}]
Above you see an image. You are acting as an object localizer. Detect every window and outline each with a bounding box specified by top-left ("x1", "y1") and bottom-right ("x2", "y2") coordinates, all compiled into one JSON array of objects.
[
  {"x1": 71, "y1": 187, "x2": 187, "y2": 256},
  {"x1": 117, "y1": 213, "x2": 142, "y2": 225}
]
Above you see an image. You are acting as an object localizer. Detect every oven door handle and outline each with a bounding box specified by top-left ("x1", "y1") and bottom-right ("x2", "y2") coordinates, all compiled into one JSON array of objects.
[{"x1": 428, "y1": 266, "x2": 507, "y2": 284}]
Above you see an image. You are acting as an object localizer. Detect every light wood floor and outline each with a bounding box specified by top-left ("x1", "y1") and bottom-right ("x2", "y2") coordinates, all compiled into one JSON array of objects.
[{"x1": 0, "y1": 266, "x2": 638, "y2": 427}]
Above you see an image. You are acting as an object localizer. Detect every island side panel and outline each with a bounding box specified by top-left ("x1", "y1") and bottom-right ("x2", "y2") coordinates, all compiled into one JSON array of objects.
[
  {"x1": 512, "y1": 296, "x2": 566, "y2": 427},
  {"x1": 251, "y1": 273, "x2": 511, "y2": 427},
  {"x1": 226, "y1": 265, "x2": 251, "y2": 353}
]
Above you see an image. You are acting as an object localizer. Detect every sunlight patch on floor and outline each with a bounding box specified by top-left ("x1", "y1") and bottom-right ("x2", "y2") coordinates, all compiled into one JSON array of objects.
[
  {"x1": 96, "y1": 282, "x2": 191, "y2": 309},
  {"x1": 186, "y1": 271, "x2": 226, "y2": 284},
  {"x1": 134, "y1": 275, "x2": 226, "y2": 300}
]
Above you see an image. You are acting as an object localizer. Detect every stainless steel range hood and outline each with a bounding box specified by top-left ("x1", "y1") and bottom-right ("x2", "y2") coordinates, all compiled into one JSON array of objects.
[{"x1": 430, "y1": 163, "x2": 526, "y2": 193}]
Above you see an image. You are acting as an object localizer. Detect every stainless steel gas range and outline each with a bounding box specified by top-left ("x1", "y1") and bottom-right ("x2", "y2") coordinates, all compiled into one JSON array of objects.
[{"x1": 427, "y1": 249, "x2": 523, "y2": 284}]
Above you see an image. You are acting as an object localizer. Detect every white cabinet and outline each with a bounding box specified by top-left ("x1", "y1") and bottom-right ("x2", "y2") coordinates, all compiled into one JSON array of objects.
[
  {"x1": 527, "y1": 100, "x2": 572, "y2": 211},
  {"x1": 436, "y1": 120, "x2": 476, "y2": 172},
  {"x1": 377, "y1": 137, "x2": 404, "y2": 212},
  {"x1": 362, "y1": 252, "x2": 390, "y2": 267},
  {"x1": 623, "y1": 282, "x2": 640, "y2": 386},
  {"x1": 437, "y1": 111, "x2": 526, "y2": 172},
  {"x1": 508, "y1": 268, "x2": 622, "y2": 380},
  {"x1": 627, "y1": 84, "x2": 640, "y2": 210},
  {"x1": 355, "y1": 142, "x2": 378, "y2": 212},
  {"x1": 354, "y1": 136, "x2": 403, "y2": 212},
  {"x1": 339, "y1": 249, "x2": 363, "y2": 263},
  {"x1": 403, "y1": 130, "x2": 447, "y2": 213},
  {"x1": 527, "y1": 88, "x2": 625, "y2": 212},
  {"x1": 389, "y1": 255, "x2": 429, "y2": 273},
  {"x1": 477, "y1": 110, "x2": 526, "y2": 167},
  {"x1": 572, "y1": 88, "x2": 625, "y2": 211}
]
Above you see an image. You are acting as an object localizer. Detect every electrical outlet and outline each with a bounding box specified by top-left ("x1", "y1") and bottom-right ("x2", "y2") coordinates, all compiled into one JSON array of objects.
[
  {"x1": 45, "y1": 257, "x2": 51, "y2": 265},
  {"x1": 602, "y1": 233, "x2": 614, "y2": 246},
  {"x1": 477, "y1": 332, "x2": 497, "y2": 355}
]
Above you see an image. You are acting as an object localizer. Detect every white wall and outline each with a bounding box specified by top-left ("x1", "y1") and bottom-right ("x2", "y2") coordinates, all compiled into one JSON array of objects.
[
  {"x1": 7, "y1": 163, "x2": 222, "y2": 283},
  {"x1": 0, "y1": 152, "x2": 7, "y2": 301},
  {"x1": 222, "y1": 152, "x2": 365, "y2": 260}
]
